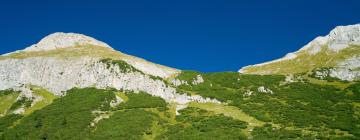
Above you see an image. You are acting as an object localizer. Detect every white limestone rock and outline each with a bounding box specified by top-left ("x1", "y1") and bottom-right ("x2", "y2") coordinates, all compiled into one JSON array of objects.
[
  {"x1": 192, "y1": 75, "x2": 204, "y2": 85},
  {"x1": 23, "y1": 32, "x2": 112, "y2": 52},
  {"x1": 0, "y1": 56, "x2": 219, "y2": 105},
  {"x1": 298, "y1": 24, "x2": 360, "y2": 54},
  {"x1": 244, "y1": 90, "x2": 253, "y2": 97},
  {"x1": 285, "y1": 74, "x2": 295, "y2": 83},
  {"x1": 13, "y1": 107, "x2": 25, "y2": 114},
  {"x1": 110, "y1": 95, "x2": 123, "y2": 108},
  {"x1": 257, "y1": 86, "x2": 273, "y2": 94},
  {"x1": 171, "y1": 79, "x2": 189, "y2": 87},
  {"x1": 175, "y1": 104, "x2": 188, "y2": 115},
  {"x1": 329, "y1": 56, "x2": 360, "y2": 81}
]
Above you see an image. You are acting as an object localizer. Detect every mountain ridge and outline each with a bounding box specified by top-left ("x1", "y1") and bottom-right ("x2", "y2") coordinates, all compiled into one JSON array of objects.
[{"x1": 239, "y1": 23, "x2": 360, "y2": 81}]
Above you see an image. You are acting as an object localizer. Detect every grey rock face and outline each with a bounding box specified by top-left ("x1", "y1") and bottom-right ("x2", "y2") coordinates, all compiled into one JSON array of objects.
[
  {"x1": 0, "y1": 57, "x2": 219, "y2": 104},
  {"x1": 330, "y1": 56, "x2": 360, "y2": 81}
]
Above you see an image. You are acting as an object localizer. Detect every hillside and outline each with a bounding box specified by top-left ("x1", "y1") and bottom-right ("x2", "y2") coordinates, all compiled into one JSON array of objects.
[
  {"x1": 0, "y1": 28, "x2": 360, "y2": 140},
  {"x1": 239, "y1": 24, "x2": 360, "y2": 81}
]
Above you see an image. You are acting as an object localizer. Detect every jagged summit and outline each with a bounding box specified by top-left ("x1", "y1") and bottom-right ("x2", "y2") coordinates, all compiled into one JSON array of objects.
[{"x1": 23, "y1": 32, "x2": 113, "y2": 52}]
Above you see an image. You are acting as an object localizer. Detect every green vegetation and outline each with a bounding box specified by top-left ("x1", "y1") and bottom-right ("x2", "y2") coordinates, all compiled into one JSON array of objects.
[
  {"x1": 173, "y1": 71, "x2": 360, "y2": 139},
  {"x1": 251, "y1": 124, "x2": 314, "y2": 140},
  {"x1": 0, "y1": 90, "x2": 20, "y2": 116},
  {"x1": 100, "y1": 58, "x2": 144, "y2": 74},
  {"x1": 88, "y1": 109, "x2": 158, "y2": 139},
  {"x1": 117, "y1": 92, "x2": 167, "y2": 110},
  {"x1": 156, "y1": 107, "x2": 248, "y2": 140},
  {"x1": 24, "y1": 86, "x2": 58, "y2": 115},
  {"x1": 0, "y1": 114, "x2": 22, "y2": 136},
  {"x1": 241, "y1": 45, "x2": 360, "y2": 75},
  {"x1": 188, "y1": 102, "x2": 264, "y2": 128},
  {"x1": 1, "y1": 88, "x2": 115, "y2": 140},
  {"x1": 100, "y1": 58, "x2": 167, "y2": 82},
  {"x1": 0, "y1": 70, "x2": 359, "y2": 139},
  {"x1": 8, "y1": 97, "x2": 32, "y2": 111}
]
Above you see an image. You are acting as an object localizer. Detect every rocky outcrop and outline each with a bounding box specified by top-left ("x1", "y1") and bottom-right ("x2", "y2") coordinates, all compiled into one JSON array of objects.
[
  {"x1": 257, "y1": 86, "x2": 273, "y2": 94},
  {"x1": 172, "y1": 75, "x2": 204, "y2": 86},
  {"x1": 0, "y1": 56, "x2": 219, "y2": 104},
  {"x1": 192, "y1": 75, "x2": 204, "y2": 85},
  {"x1": 329, "y1": 56, "x2": 360, "y2": 81}
]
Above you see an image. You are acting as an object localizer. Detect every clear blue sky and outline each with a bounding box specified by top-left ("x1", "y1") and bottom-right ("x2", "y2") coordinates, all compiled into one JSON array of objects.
[{"x1": 0, "y1": 0, "x2": 359, "y2": 72}]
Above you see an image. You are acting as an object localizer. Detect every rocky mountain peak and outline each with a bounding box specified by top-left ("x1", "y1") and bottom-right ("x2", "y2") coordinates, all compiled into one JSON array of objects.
[
  {"x1": 301, "y1": 24, "x2": 360, "y2": 54},
  {"x1": 238, "y1": 24, "x2": 360, "y2": 77},
  {"x1": 23, "y1": 32, "x2": 113, "y2": 52}
]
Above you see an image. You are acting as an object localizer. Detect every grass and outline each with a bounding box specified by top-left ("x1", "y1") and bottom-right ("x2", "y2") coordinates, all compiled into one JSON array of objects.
[
  {"x1": 241, "y1": 45, "x2": 360, "y2": 75},
  {"x1": 188, "y1": 102, "x2": 265, "y2": 128},
  {"x1": 23, "y1": 86, "x2": 57, "y2": 115},
  {"x1": 0, "y1": 93, "x2": 19, "y2": 116},
  {"x1": 143, "y1": 121, "x2": 164, "y2": 140},
  {"x1": 306, "y1": 76, "x2": 354, "y2": 90},
  {"x1": 115, "y1": 92, "x2": 128, "y2": 102},
  {"x1": 2, "y1": 88, "x2": 115, "y2": 140}
]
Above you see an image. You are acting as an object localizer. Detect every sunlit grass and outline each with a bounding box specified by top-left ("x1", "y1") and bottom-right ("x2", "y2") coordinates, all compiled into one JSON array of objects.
[
  {"x1": 0, "y1": 93, "x2": 19, "y2": 116},
  {"x1": 188, "y1": 102, "x2": 265, "y2": 127},
  {"x1": 23, "y1": 86, "x2": 57, "y2": 115},
  {"x1": 242, "y1": 45, "x2": 360, "y2": 75}
]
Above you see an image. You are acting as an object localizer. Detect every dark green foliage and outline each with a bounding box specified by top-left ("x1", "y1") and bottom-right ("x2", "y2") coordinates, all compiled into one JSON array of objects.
[
  {"x1": 157, "y1": 107, "x2": 248, "y2": 140},
  {"x1": 251, "y1": 124, "x2": 313, "y2": 140},
  {"x1": 346, "y1": 82, "x2": 360, "y2": 102},
  {"x1": 0, "y1": 89, "x2": 16, "y2": 96},
  {"x1": 175, "y1": 70, "x2": 202, "y2": 84},
  {"x1": 100, "y1": 58, "x2": 143, "y2": 74},
  {"x1": 88, "y1": 109, "x2": 156, "y2": 140},
  {"x1": 100, "y1": 58, "x2": 165, "y2": 81},
  {"x1": 9, "y1": 97, "x2": 32, "y2": 111},
  {"x1": 2, "y1": 88, "x2": 115, "y2": 140},
  {"x1": 118, "y1": 92, "x2": 167, "y2": 110},
  {"x1": 236, "y1": 82, "x2": 360, "y2": 138},
  {"x1": 175, "y1": 71, "x2": 360, "y2": 139},
  {"x1": 0, "y1": 114, "x2": 22, "y2": 135},
  {"x1": 205, "y1": 72, "x2": 284, "y2": 89}
]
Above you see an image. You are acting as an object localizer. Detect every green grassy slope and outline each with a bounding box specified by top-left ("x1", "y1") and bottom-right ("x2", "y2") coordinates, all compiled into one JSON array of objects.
[
  {"x1": 0, "y1": 90, "x2": 19, "y2": 116},
  {"x1": 240, "y1": 45, "x2": 360, "y2": 75},
  {"x1": 0, "y1": 71, "x2": 359, "y2": 139},
  {"x1": 172, "y1": 71, "x2": 360, "y2": 139}
]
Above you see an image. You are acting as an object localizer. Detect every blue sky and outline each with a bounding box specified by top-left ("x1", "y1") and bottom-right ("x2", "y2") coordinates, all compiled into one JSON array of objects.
[{"x1": 0, "y1": 0, "x2": 359, "y2": 72}]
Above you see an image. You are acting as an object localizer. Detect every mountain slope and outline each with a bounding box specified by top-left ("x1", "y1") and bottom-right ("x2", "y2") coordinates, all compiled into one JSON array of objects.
[
  {"x1": 0, "y1": 33, "x2": 220, "y2": 107},
  {"x1": 1, "y1": 32, "x2": 178, "y2": 78},
  {"x1": 0, "y1": 28, "x2": 359, "y2": 140},
  {"x1": 239, "y1": 24, "x2": 360, "y2": 81}
]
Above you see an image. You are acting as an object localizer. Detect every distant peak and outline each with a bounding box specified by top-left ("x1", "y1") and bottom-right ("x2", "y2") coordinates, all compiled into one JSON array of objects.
[
  {"x1": 300, "y1": 24, "x2": 360, "y2": 54},
  {"x1": 23, "y1": 32, "x2": 113, "y2": 52}
]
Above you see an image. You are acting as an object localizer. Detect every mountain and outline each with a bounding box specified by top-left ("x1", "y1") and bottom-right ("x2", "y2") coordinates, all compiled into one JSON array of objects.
[
  {"x1": 0, "y1": 26, "x2": 360, "y2": 140},
  {"x1": 239, "y1": 24, "x2": 360, "y2": 81},
  {"x1": 0, "y1": 33, "x2": 213, "y2": 103}
]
